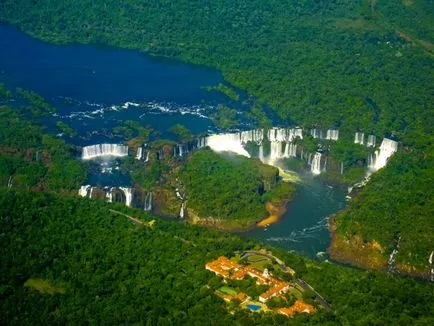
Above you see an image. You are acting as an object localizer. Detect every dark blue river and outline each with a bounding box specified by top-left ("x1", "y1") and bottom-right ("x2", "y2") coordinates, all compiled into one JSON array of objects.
[{"x1": 0, "y1": 24, "x2": 241, "y2": 144}]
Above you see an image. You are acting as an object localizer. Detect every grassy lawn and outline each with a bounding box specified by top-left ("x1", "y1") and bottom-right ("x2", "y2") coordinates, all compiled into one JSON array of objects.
[
  {"x1": 245, "y1": 255, "x2": 272, "y2": 270},
  {"x1": 24, "y1": 278, "x2": 65, "y2": 295},
  {"x1": 219, "y1": 286, "x2": 237, "y2": 296}
]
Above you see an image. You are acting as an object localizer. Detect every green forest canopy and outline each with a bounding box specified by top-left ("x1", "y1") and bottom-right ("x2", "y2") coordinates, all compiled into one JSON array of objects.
[{"x1": 1, "y1": 189, "x2": 433, "y2": 325}]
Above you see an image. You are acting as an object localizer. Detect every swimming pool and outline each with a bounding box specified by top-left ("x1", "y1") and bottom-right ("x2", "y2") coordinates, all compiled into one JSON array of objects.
[{"x1": 247, "y1": 304, "x2": 262, "y2": 311}]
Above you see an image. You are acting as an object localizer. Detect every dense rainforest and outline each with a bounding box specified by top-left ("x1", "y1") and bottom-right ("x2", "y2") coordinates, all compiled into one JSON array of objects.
[
  {"x1": 1, "y1": 189, "x2": 433, "y2": 325},
  {"x1": 0, "y1": 105, "x2": 86, "y2": 193}
]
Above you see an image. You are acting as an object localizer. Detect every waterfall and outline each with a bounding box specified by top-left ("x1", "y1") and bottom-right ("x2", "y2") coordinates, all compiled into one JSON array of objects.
[
  {"x1": 311, "y1": 152, "x2": 322, "y2": 175},
  {"x1": 366, "y1": 135, "x2": 376, "y2": 147},
  {"x1": 326, "y1": 129, "x2": 339, "y2": 141},
  {"x1": 340, "y1": 162, "x2": 344, "y2": 175},
  {"x1": 388, "y1": 249, "x2": 398, "y2": 273},
  {"x1": 283, "y1": 142, "x2": 290, "y2": 158},
  {"x1": 269, "y1": 141, "x2": 282, "y2": 164},
  {"x1": 388, "y1": 237, "x2": 401, "y2": 273},
  {"x1": 240, "y1": 129, "x2": 264, "y2": 144},
  {"x1": 105, "y1": 187, "x2": 113, "y2": 203},
  {"x1": 89, "y1": 187, "x2": 96, "y2": 199},
  {"x1": 120, "y1": 187, "x2": 133, "y2": 207},
  {"x1": 259, "y1": 144, "x2": 264, "y2": 162},
  {"x1": 371, "y1": 138, "x2": 398, "y2": 171},
  {"x1": 7, "y1": 176, "x2": 13, "y2": 189},
  {"x1": 145, "y1": 151, "x2": 150, "y2": 162},
  {"x1": 144, "y1": 192, "x2": 152, "y2": 211},
  {"x1": 310, "y1": 128, "x2": 323, "y2": 139},
  {"x1": 82, "y1": 144, "x2": 128, "y2": 160},
  {"x1": 268, "y1": 128, "x2": 303, "y2": 142},
  {"x1": 283, "y1": 143, "x2": 297, "y2": 158},
  {"x1": 367, "y1": 152, "x2": 376, "y2": 170},
  {"x1": 196, "y1": 137, "x2": 207, "y2": 149},
  {"x1": 354, "y1": 132, "x2": 365, "y2": 145},
  {"x1": 289, "y1": 143, "x2": 297, "y2": 157},
  {"x1": 429, "y1": 251, "x2": 434, "y2": 282},
  {"x1": 205, "y1": 134, "x2": 250, "y2": 157},
  {"x1": 175, "y1": 189, "x2": 184, "y2": 200},
  {"x1": 136, "y1": 147, "x2": 143, "y2": 160},
  {"x1": 307, "y1": 153, "x2": 313, "y2": 165},
  {"x1": 179, "y1": 203, "x2": 185, "y2": 219},
  {"x1": 79, "y1": 185, "x2": 91, "y2": 197}
]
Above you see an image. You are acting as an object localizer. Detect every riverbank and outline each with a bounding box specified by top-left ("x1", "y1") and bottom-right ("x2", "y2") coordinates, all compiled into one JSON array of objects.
[
  {"x1": 257, "y1": 201, "x2": 288, "y2": 227},
  {"x1": 328, "y1": 214, "x2": 430, "y2": 280},
  {"x1": 328, "y1": 213, "x2": 387, "y2": 270}
]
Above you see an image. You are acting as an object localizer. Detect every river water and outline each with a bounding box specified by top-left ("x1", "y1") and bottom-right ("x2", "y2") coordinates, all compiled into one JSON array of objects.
[{"x1": 0, "y1": 24, "x2": 346, "y2": 258}]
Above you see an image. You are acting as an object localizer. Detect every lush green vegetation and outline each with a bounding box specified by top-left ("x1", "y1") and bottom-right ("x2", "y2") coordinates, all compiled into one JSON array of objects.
[
  {"x1": 113, "y1": 120, "x2": 151, "y2": 144},
  {"x1": 0, "y1": 83, "x2": 12, "y2": 98},
  {"x1": 180, "y1": 149, "x2": 282, "y2": 227},
  {"x1": 333, "y1": 146, "x2": 434, "y2": 272},
  {"x1": 168, "y1": 124, "x2": 192, "y2": 140},
  {"x1": 1, "y1": 188, "x2": 433, "y2": 324},
  {"x1": 0, "y1": 106, "x2": 86, "y2": 192},
  {"x1": 56, "y1": 121, "x2": 77, "y2": 138},
  {"x1": 212, "y1": 104, "x2": 238, "y2": 130},
  {"x1": 16, "y1": 87, "x2": 56, "y2": 116},
  {"x1": 205, "y1": 83, "x2": 240, "y2": 101}
]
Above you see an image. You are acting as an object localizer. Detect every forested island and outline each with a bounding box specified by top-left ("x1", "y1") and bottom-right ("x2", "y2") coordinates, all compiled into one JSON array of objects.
[{"x1": 0, "y1": 0, "x2": 433, "y2": 324}]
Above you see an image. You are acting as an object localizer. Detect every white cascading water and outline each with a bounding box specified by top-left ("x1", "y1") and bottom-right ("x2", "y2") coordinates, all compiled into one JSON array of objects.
[
  {"x1": 89, "y1": 187, "x2": 96, "y2": 199},
  {"x1": 283, "y1": 143, "x2": 297, "y2": 158},
  {"x1": 136, "y1": 147, "x2": 143, "y2": 160},
  {"x1": 205, "y1": 134, "x2": 251, "y2": 157},
  {"x1": 289, "y1": 143, "x2": 297, "y2": 157},
  {"x1": 259, "y1": 144, "x2": 264, "y2": 162},
  {"x1": 268, "y1": 128, "x2": 303, "y2": 142},
  {"x1": 429, "y1": 251, "x2": 434, "y2": 282},
  {"x1": 311, "y1": 152, "x2": 322, "y2": 175},
  {"x1": 105, "y1": 188, "x2": 113, "y2": 203},
  {"x1": 240, "y1": 129, "x2": 264, "y2": 144},
  {"x1": 120, "y1": 187, "x2": 133, "y2": 207},
  {"x1": 367, "y1": 152, "x2": 376, "y2": 170},
  {"x1": 144, "y1": 192, "x2": 152, "y2": 211},
  {"x1": 367, "y1": 135, "x2": 376, "y2": 147},
  {"x1": 340, "y1": 162, "x2": 344, "y2": 175},
  {"x1": 326, "y1": 129, "x2": 339, "y2": 141},
  {"x1": 179, "y1": 203, "x2": 185, "y2": 219},
  {"x1": 145, "y1": 151, "x2": 150, "y2": 162},
  {"x1": 82, "y1": 144, "x2": 128, "y2": 160},
  {"x1": 269, "y1": 141, "x2": 282, "y2": 164},
  {"x1": 369, "y1": 138, "x2": 398, "y2": 171},
  {"x1": 307, "y1": 153, "x2": 313, "y2": 166},
  {"x1": 79, "y1": 185, "x2": 91, "y2": 197},
  {"x1": 310, "y1": 128, "x2": 323, "y2": 139},
  {"x1": 354, "y1": 132, "x2": 364, "y2": 145}
]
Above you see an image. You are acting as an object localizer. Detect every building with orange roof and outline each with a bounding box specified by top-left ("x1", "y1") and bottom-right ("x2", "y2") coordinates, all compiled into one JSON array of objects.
[
  {"x1": 259, "y1": 281, "x2": 290, "y2": 303},
  {"x1": 220, "y1": 292, "x2": 249, "y2": 303},
  {"x1": 276, "y1": 300, "x2": 316, "y2": 317},
  {"x1": 206, "y1": 256, "x2": 292, "y2": 303}
]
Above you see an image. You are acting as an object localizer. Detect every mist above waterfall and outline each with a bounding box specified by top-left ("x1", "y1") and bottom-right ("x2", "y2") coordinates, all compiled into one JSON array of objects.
[{"x1": 205, "y1": 134, "x2": 251, "y2": 157}]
